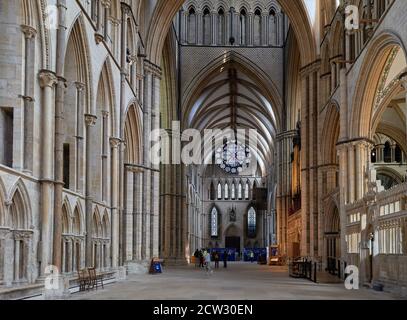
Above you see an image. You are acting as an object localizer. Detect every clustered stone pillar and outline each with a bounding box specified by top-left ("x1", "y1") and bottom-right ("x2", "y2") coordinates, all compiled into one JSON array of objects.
[
  {"x1": 75, "y1": 82, "x2": 85, "y2": 193},
  {"x1": 300, "y1": 63, "x2": 320, "y2": 257},
  {"x1": 142, "y1": 65, "x2": 152, "y2": 261},
  {"x1": 85, "y1": 114, "x2": 97, "y2": 266},
  {"x1": 151, "y1": 69, "x2": 161, "y2": 259},
  {"x1": 21, "y1": 25, "x2": 36, "y2": 174},
  {"x1": 38, "y1": 70, "x2": 58, "y2": 275},
  {"x1": 110, "y1": 137, "x2": 121, "y2": 268},
  {"x1": 276, "y1": 131, "x2": 296, "y2": 256}
]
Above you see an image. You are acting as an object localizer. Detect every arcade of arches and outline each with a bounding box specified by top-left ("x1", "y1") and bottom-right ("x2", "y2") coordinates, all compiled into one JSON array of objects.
[{"x1": 0, "y1": 0, "x2": 407, "y2": 298}]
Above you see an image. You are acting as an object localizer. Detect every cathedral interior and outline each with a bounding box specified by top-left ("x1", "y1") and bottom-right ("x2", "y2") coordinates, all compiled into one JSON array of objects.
[{"x1": 0, "y1": 0, "x2": 407, "y2": 300}]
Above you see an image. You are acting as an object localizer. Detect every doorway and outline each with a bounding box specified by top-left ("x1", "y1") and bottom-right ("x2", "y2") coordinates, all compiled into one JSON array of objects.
[{"x1": 225, "y1": 237, "x2": 241, "y2": 253}]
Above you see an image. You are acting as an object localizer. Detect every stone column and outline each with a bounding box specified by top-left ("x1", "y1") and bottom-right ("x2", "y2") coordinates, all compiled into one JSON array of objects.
[
  {"x1": 123, "y1": 167, "x2": 134, "y2": 262},
  {"x1": 75, "y1": 82, "x2": 85, "y2": 193},
  {"x1": 180, "y1": 9, "x2": 187, "y2": 45},
  {"x1": 309, "y1": 70, "x2": 319, "y2": 257},
  {"x1": 151, "y1": 71, "x2": 161, "y2": 258},
  {"x1": 95, "y1": 0, "x2": 104, "y2": 43},
  {"x1": 348, "y1": 144, "x2": 355, "y2": 204},
  {"x1": 119, "y1": 2, "x2": 130, "y2": 266},
  {"x1": 14, "y1": 239, "x2": 20, "y2": 282},
  {"x1": 142, "y1": 64, "x2": 153, "y2": 260},
  {"x1": 110, "y1": 137, "x2": 121, "y2": 268},
  {"x1": 262, "y1": 12, "x2": 268, "y2": 46},
  {"x1": 211, "y1": 10, "x2": 217, "y2": 46},
  {"x1": 38, "y1": 70, "x2": 58, "y2": 276},
  {"x1": 101, "y1": 0, "x2": 111, "y2": 40},
  {"x1": 53, "y1": 0, "x2": 67, "y2": 274},
  {"x1": 337, "y1": 144, "x2": 348, "y2": 260},
  {"x1": 400, "y1": 75, "x2": 407, "y2": 149},
  {"x1": 355, "y1": 142, "x2": 364, "y2": 200},
  {"x1": 377, "y1": 144, "x2": 384, "y2": 162},
  {"x1": 85, "y1": 114, "x2": 97, "y2": 266},
  {"x1": 197, "y1": 11, "x2": 203, "y2": 45},
  {"x1": 133, "y1": 170, "x2": 143, "y2": 261},
  {"x1": 21, "y1": 25, "x2": 36, "y2": 174},
  {"x1": 391, "y1": 144, "x2": 396, "y2": 163},
  {"x1": 248, "y1": 13, "x2": 254, "y2": 46},
  {"x1": 300, "y1": 74, "x2": 309, "y2": 256},
  {"x1": 101, "y1": 111, "x2": 109, "y2": 201}
]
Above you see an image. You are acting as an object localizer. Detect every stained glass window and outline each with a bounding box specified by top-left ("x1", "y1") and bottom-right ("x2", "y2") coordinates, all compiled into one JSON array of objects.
[
  {"x1": 238, "y1": 182, "x2": 243, "y2": 200},
  {"x1": 224, "y1": 183, "x2": 229, "y2": 200},
  {"x1": 248, "y1": 207, "x2": 256, "y2": 238},
  {"x1": 211, "y1": 207, "x2": 218, "y2": 237},
  {"x1": 245, "y1": 182, "x2": 249, "y2": 200},
  {"x1": 217, "y1": 182, "x2": 222, "y2": 200}
]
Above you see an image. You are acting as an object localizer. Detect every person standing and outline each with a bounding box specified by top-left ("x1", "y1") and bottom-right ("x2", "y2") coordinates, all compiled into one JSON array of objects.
[
  {"x1": 250, "y1": 251, "x2": 255, "y2": 263},
  {"x1": 194, "y1": 249, "x2": 200, "y2": 268},
  {"x1": 199, "y1": 250, "x2": 204, "y2": 268},
  {"x1": 223, "y1": 250, "x2": 228, "y2": 268},
  {"x1": 214, "y1": 251, "x2": 220, "y2": 269}
]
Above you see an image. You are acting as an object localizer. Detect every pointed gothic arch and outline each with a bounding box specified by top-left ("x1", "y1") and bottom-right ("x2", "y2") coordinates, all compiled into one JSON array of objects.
[{"x1": 7, "y1": 179, "x2": 32, "y2": 230}]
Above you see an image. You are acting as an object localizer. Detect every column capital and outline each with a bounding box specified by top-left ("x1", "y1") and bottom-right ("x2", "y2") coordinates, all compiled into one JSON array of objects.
[
  {"x1": 38, "y1": 70, "x2": 58, "y2": 88},
  {"x1": 84, "y1": 114, "x2": 97, "y2": 127},
  {"x1": 21, "y1": 25, "x2": 37, "y2": 39},
  {"x1": 299, "y1": 60, "x2": 321, "y2": 78},
  {"x1": 144, "y1": 60, "x2": 162, "y2": 79},
  {"x1": 110, "y1": 137, "x2": 122, "y2": 148},
  {"x1": 102, "y1": 110, "x2": 109, "y2": 118},
  {"x1": 74, "y1": 82, "x2": 85, "y2": 91},
  {"x1": 101, "y1": 0, "x2": 111, "y2": 8}
]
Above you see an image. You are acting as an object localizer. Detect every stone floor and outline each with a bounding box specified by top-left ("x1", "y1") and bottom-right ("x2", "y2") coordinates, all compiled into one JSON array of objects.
[{"x1": 68, "y1": 262, "x2": 401, "y2": 300}]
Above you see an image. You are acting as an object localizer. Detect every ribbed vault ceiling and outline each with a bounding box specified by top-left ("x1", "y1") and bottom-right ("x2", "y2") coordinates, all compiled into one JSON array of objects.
[{"x1": 184, "y1": 64, "x2": 278, "y2": 175}]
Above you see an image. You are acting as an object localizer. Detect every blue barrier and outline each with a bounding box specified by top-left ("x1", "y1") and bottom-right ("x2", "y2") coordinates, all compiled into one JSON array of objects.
[{"x1": 243, "y1": 248, "x2": 267, "y2": 262}]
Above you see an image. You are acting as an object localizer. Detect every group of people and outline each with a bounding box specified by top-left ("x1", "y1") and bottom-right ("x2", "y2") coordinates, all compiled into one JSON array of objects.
[{"x1": 194, "y1": 249, "x2": 229, "y2": 271}]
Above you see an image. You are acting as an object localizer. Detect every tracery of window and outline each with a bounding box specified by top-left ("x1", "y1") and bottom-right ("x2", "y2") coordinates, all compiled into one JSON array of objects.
[
  {"x1": 211, "y1": 207, "x2": 218, "y2": 237},
  {"x1": 247, "y1": 207, "x2": 256, "y2": 238}
]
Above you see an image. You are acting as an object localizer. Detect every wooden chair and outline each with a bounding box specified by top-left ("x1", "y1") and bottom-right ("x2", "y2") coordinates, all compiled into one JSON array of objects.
[
  {"x1": 87, "y1": 267, "x2": 104, "y2": 290},
  {"x1": 78, "y1": 269, "x2": 90, "y2": 292}
]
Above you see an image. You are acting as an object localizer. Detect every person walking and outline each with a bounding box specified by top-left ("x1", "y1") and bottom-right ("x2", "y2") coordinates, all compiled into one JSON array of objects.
[
  {"x1": 223, "y1": 250, "x2": 228, "y2": 268},
  {"x1": 204, "y1": 250, "x2": 212, "y2": 275}
]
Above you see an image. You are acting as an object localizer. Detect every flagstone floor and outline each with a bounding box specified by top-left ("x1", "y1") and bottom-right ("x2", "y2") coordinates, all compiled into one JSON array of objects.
[{"x1": 69, "y1": 262, "x2": 400, "y2": 300}]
